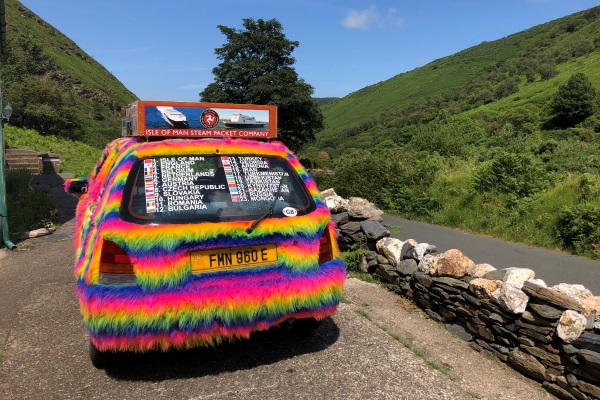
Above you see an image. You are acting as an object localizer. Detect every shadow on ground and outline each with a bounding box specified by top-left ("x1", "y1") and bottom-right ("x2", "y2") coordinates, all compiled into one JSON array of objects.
[{"x1": 103, "y1": 318, "x2": 340, "y2": 381}]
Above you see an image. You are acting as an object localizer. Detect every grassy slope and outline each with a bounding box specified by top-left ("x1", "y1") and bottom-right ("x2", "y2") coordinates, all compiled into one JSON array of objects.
[
  {"x1": 315, "y1": 7, "x2": 598, "y2": 150},
  {"x1": 5, "y1": 0, "x2": 137, "y2": 131},
  {"x1": 5, "y1": 126, "x2": 101, "y2": 177}
]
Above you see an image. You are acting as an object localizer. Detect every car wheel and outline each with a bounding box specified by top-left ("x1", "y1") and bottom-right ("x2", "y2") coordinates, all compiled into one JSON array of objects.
[{"x1": 89, "y1": 341, "x2": 110, "y2": 369}]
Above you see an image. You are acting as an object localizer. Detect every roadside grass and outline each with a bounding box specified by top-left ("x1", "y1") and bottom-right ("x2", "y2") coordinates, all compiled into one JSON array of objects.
[
  {"x1": 5, "y1": 125, "x2": 101, "y2": 177},
  {"x1": 354, "y1": 308, "x2": 460, "y2": 382}
]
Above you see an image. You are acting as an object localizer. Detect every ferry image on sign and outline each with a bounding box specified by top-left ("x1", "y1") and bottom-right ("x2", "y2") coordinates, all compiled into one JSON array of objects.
[
  {"x1": 156, "y1": 106, "x2": 189, "y2": 128},
  {"x1": 224, "y1": 113, "x2": 266, "y2": 128}
]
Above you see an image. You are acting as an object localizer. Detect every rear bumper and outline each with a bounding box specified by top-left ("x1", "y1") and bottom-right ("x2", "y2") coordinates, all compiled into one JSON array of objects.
[{"x1": 77, "y1": 259, "x2": 346, "y2": 352}]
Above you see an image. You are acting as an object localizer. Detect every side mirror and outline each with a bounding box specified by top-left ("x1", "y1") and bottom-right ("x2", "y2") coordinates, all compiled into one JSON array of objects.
[{"x1": 65, "y1": 178, "x2": 89, "y2": 196}]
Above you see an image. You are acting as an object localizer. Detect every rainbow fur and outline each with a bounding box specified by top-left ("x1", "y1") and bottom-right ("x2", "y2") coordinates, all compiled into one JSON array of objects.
[{"x1": 73, "y1": 137, "x2": 346, "y2": 352}]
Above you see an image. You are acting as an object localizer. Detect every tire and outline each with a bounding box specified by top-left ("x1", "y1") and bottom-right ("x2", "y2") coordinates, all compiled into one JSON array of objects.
[{"x1": 89, "y1": 341, "x2": 111, "y2": 369}]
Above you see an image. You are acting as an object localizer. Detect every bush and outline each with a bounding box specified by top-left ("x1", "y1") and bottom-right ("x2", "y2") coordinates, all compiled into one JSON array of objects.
[
  {"x1": 472, "y1": 152, "x2": 552, "y2": 198},
  {"x1": 551, "y1": 73, "x2": 597, "y2": 127},
  {"x1": 340, "y1": 245, "x2": 369, "y2": 272},
  {"x1": 5, "y1": 170, "x2": 57, "y2": 233},
  {"x1": 556, "y1": 204, "x2": 600, "y2": 256}
]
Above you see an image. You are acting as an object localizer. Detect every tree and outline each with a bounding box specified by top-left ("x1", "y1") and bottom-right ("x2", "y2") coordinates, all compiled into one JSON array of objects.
[
  {"x1": 200, "y1": 18, "x2": 323, "y2": 151},
  {"x1": 551, "y1": 72, "x2": 597, "y2": 126}
]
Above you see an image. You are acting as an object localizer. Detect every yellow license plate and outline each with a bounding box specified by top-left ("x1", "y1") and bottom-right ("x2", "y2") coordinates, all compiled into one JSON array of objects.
[{"x1": 191, "y1": 244, "x2": 278, "y2": 273}]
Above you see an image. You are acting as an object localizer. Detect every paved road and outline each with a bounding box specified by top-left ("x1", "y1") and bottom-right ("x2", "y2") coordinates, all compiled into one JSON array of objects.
[
  {"x1": 383, "y1": 215, "x2": 600, "y2": 294},
  {"x1": 0, "y1": 222, "x2": 550, "y2": 400},
  {"x1": 0, "y1": 175, "x2": 555, "y2": 399}
]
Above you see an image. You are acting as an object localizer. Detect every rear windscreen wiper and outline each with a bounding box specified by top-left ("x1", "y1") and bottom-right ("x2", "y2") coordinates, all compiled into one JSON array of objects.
[{"x1": 246, "y1": 176, "x2": 284, "y2": 234}]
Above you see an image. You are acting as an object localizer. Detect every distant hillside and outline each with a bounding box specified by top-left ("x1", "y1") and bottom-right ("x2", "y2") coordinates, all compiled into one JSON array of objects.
[
  {"x1": 306, "y1": 6, "x2": 600, "y2": 157},
  {"x1": 313, "y1": 97, "x2": 339, "y2": 106},
  {"x1": 303, "y1": 6, "x2": 600, "y2": 260},
  {"x1": 0, "y1": 0, "x2": 137, "y2": 148}
]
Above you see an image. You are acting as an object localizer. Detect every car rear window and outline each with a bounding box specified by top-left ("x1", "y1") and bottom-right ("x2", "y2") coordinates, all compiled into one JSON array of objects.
[{"x1": 120, "y1": 155, "x2": 316, "y2": 224}]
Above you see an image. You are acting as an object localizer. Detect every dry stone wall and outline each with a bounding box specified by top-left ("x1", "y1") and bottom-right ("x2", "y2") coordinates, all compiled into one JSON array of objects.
[{"x1": 323, "y1": 189, "x2": 600, "y2": 400}]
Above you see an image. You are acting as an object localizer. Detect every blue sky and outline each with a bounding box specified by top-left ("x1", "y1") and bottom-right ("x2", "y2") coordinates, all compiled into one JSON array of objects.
[{"x1": 19, "y1": 0, "x2": 600, "y2": 102}]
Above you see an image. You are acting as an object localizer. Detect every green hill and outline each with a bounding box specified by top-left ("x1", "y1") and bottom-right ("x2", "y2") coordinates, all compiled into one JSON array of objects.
[
  {"x1": 1, "y1": 0, "x2": 137, "y2": 148},
  {"x1": 306, "y1": 6, "x2": 600, "y2": 157},
  {"x1": 302, "y1": 6, "x2": 600, "y2": 259}
]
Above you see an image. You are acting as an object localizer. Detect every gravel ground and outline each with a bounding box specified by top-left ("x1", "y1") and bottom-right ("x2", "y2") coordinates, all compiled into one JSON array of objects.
[{"x1": 343, "y1": 277, "x2": 556, "y2": 400}]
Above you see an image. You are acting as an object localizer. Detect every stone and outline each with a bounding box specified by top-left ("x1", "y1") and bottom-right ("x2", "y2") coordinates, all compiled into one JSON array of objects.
[
  {"x1": 516, "y1": 320, "x2": 555, "y2": 336},
  {"x1": 541, "y1": 382, "x2": 578, "y2": 400},
  {"x1": 522, "y1": 281, "x2": 585, "y2": 312},
  {"x1": 323, "y1": 192, "x2": 349, "y2": 213},
  {"x1": 483, "y1": 267, "x2": 535, "y2": 286},
  {"x1": 519, "y1": 328, "x2": 553, "y2": 343},
  {"x1": 467, "y1": 322, "x2": 495, "y2": 341},
  {"x1": 579, "y1": 349, "x2": 600, "y2": 369},
  {"x1": 364, "y1": 250, "x2": 377, "y2": 261},
  {"x1": 340, "y1": 221, "x2": 362, "y2": 235},
  {"x1": 540, "y1": 342, "x2": 561, "y2": 355},
  {"x1": 508, "y1": 349, "x2": 547, "y2": 382},
  {"x1": 586, "y1": 312, "x2": 596, "y2": 330},
  {"x1": 397, "y1": 239, "x2": 418, "y2": 262},
  {"x1": 518, "y1": 336, "x2": 536, "y2": 347},
  {"x1": 521, "y1": 345, "x2": 562, "y2": 365},
  {"x1": 359, "y1": 256, "x2": 370, "y2": 273},
  {"x1": 574, "y1": 332, "x2": 600, "y2": 352},
  {"x1": 415, "y1": 254, "x2": 434, "y2": 273},
  {"x1": 377, "y1": 264, "x2": 400, "y2": 285},
  {"x1": 528, "y1": 303, "x2": 564, "y2": 320},
  {"x1": 360, "y1": 220, "x2": 390, "y2": 241},
  {"x1": 320, "y1": 188, "x2": 337, "y2": 198},
  {"x1": 468, "y1": 263, "x2": 496, "y2": 278},
  {"x1": 431, "y1": 276, "x2": 469, "y2": 290},
  {"x1": 557, "y1": 310, "x2": 587, "y2": 343},
  {"x1": 491, "y1": 284, "x2": 529, "y2": 314},
  {"x1": 431, "y1": 249, "x2": 475, "y2": 278},
  {"x1": 446, "y1": 322, "x2": 473, "y2": 341},
  {"x1": 330, "y1": 211, "x2": 349, "y2": 226},
  {"x1": 521, "y1": 310, "x2": 558, "y2": 327},
  {"x1": 347, "y1": 197, "x2": 383, "y2": 219},
  {"x1": 568, "y1": 364, "x2": 600, "y2": 385},
  {"x1": 527, "y1": 278, "x2": 547, "y2": 287},
  {"x1": 578, "y1": 381, "x2": 600, "y2": 398},
  {"x1": 469, "y1": 278, "x2": 501, "y2": 298},
  {"x1": 551, "y1": 283, "x2": 594, "y2": 303},
  {"x1": 406, "y1": 242, "x2": 436, "y2": 261},
  {"x1": 462, "y1": 291, "x2": 481, "y2": 306},
  {"x1": 430, "y1": 286, "x2": 450, "y2": 301},
  {"x1": 581, "y1": 296, "x2": 600, "y2": 318},
  {"x1": 376, "y1": 237, "x2": 404, "y2": 267},
  {"x1": 397, "y1": 258, "x2": 418, "y2": 276},
  {"x1": 561, "y1": 343, "x2": 580, "y2": 355},
  {"x1": 413, "y1": 271, "x2": 433, "y2": 288},
  {"x1": 376, "y1": 254, "x2": 389, "y2": 265},
  {"x1": 425, "y1": 309, "x2": 444, "y2": 322}
]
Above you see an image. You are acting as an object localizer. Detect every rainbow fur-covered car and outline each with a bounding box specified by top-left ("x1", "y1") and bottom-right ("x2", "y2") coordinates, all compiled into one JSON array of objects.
[{"x1": 66, "y1": 101, "x2": 346, "y2": 368}]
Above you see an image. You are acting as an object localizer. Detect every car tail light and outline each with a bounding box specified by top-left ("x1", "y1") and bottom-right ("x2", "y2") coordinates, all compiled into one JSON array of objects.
[
  {"x1": 318, "y1": 227, "x2": 334, "y2": 264},
  {"x1": 99, "y1": 240, "x2": 135, "y2": 284}
]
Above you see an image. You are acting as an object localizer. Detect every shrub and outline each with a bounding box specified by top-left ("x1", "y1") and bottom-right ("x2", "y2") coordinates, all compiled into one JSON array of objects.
[
  {"x1": 472, "y1": 152, "x2": 552, "y2": 198},
  {"x1": 556, "y1": 204, "x2": 600, "y2": 256},
  {"x1": 551, "y1": 73, "x2": 597, "y2": 127},
  {"x1": 5, "y1": 170, "x2": 57, "y2": 233}
]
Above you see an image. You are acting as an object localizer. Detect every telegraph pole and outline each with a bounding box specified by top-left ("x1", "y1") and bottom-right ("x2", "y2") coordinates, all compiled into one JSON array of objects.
[{"x1": 0, "y1": 0, "x2": 15, "y2": 249}]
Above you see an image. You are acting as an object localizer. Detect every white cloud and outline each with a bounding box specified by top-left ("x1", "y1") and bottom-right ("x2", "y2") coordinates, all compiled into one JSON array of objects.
[
  {"x1": 341, "y1": 5, "x2": 405, "y2": 30},
  {"x1": 178, "y1": 83, "x2": 206, "y2": 90}
]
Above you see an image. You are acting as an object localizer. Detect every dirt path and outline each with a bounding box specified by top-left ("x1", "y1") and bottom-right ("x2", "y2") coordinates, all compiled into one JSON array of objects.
[{"x1": 342, "y1": 278, "x2": 555, "y2": 400}]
